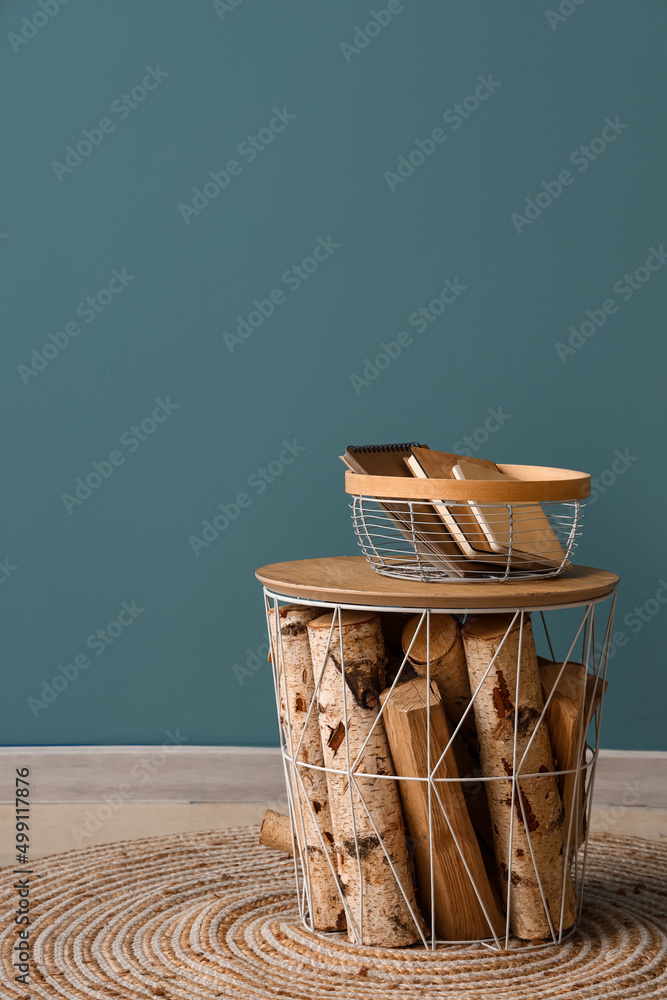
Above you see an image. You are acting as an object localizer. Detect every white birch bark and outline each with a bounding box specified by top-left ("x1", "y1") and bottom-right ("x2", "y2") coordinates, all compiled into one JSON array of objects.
[
  {"x1": 461, "y1": 614, "x2": 577, "y2": 940},
  {"x1": 308, "y1": 609, "x2": 423, "y2": 946},
  {"x1": 259, "y1": 808, "x2": 293, "y2": 855},
  {"x1": 269, "y1": 604, "x2": 344, "y2": 931},
  {"x1": 402, "y1": 613, "x2": 477, "y2": 749}
]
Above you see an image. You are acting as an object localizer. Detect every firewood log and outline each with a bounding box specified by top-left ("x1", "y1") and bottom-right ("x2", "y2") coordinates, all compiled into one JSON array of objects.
[
  {"x1": 402, "y1": 614, "x2": 478, "y2": 751},
  {"x1": 381, "y1": 678, "x2": 506, "y2": 940},
  {"x1": 401, "y1": 613, "x2": 494, "y2": 847},
  {"x1": 462, "y1": 614, "x2": 577, "y2": 940},
  {"x1": 269, "y1": 604, "x2": 344, "y2": 931},
  {"x1": 539, "y1": 660, "x2": 608, "y2": 853},
  {"x1": 259, "y1": 809, "x2": 293, "y2": 855},
  {"x1": 308, "y1": 610, "x2": 423, "y2": 947}
]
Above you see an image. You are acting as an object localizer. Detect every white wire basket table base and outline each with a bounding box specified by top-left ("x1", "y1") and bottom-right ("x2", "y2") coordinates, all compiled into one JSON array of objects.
[{"x1": 257, "y1": 558, "x2": 618, "y2": 953}]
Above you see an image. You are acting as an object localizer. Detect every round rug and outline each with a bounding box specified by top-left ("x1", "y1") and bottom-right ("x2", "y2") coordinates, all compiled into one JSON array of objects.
[{"x1": 1, "y1": 828, "x2": 665, "y2": 999}]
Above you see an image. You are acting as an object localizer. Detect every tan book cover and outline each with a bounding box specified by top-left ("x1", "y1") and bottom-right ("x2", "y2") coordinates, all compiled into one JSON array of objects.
[
  {"x1": 453, "y1": 459, "x2": 567, "y2": 567},
  {"x1": 405, "y1": 448, "x2": 499, "y2": 558}
]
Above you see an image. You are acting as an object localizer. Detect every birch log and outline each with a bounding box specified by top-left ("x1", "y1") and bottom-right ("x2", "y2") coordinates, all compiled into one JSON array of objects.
[
  {"x1": 402, "y1": 614, "x2": 493, "y2": 846},
  {"x1": 461, "y1": 614, "x2": 577, "y2": 940},
  {"x1": 308, "y1": 610, "x2": 423, "y2": 947},
  {"x1": 381, "y1": 678, "x2": 506, "y2": 940},
  {"x1": 539, "y1": 661, "x2": 608, "y2": 853},
  {"x1": 402, "y1": 614, "x2": 478, "y2": 751},
  {"x1": 269, "y1": 604, "x2": 344, "y2": 932},
  {"x1": 259, "y1": 809, "x2": 293, "y2": 855}
]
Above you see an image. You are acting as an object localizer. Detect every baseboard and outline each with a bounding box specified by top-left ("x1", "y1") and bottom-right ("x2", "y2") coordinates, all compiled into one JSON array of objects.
[{"x1": 0, "y1": 746, "x2": 665, "y2": 808}]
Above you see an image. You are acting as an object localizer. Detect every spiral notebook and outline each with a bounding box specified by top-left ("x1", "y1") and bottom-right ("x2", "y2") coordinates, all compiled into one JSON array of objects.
[{"x1": 340, "y1": 443, "x2": 465, "y2": 577}]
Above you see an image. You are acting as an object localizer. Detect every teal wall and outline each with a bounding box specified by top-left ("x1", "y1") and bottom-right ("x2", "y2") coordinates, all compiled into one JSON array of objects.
[{"x1": 2, "y1": 0, "x2": 665, "y2": 750}]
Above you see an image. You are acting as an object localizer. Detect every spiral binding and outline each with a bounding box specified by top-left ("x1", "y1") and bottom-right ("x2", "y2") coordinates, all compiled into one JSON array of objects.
[{"x1": 346, "y1": 442, "x2": 425, "y2": 453}]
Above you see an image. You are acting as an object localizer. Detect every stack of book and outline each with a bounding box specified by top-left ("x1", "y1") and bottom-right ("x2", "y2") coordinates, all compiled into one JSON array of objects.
[{"x1": 341, "y1": 442, "x2": 569, "y2": 578}]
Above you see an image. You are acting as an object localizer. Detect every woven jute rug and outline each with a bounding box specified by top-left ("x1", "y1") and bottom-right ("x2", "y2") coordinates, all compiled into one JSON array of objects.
[{"x1": 1, "y1": 827, "x2": 665, "y2": 999}]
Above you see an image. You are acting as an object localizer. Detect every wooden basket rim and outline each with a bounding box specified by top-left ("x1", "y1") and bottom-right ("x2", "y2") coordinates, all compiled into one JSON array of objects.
[{"x1": 345, "y1": 465, "x2": 591, "y2": 502}]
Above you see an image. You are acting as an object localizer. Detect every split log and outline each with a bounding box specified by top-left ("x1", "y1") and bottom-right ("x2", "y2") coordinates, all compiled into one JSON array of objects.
[
  {"x1": 308, "y1": 610, "x2": 423, "y2": 947},
  {"x1": 269, "y1": 604, "x2": 344, "y2": 932},
  {"x1": 401, "y1": 614, "x2": 493, "y2": 846},
  {"x1": 259, "y1": 809, "x2": 293, "y2": 855},
  {"x1": 539, "y1": 660, "x2": 608, "y2": 852},
  {"x1": 381, "y1": 678, "x2": 505, "y2": 940},
  {"x1": 402, "y1": 614, "x2": 478, "y2": 751},
  {"x1": 462, "y1": 614, "x2": 577, "y2": 940}
]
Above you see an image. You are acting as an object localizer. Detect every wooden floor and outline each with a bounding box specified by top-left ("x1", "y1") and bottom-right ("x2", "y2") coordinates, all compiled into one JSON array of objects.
[
  {"x1": 0, "y1": 802, "x2": 664, "y2": 868},
  {"x1": 1, "y1": 745, "x2": 664, "y2": 867}
]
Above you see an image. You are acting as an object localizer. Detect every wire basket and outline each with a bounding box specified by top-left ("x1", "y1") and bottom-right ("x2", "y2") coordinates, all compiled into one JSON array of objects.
[
  {"x1": 346, "y1": 465, "x2": 590, "y2": 582},
  {"x1": 263, "y1": 593, "x2": 616, "y2": 952}
]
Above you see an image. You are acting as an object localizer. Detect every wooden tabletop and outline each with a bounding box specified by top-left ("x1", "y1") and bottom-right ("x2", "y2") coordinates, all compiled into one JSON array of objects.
[{"x1": 256, "y1": 556, "x2": 619, "y2": 611}]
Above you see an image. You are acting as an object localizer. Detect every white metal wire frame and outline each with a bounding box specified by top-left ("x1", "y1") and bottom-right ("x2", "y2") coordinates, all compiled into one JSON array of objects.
[
  {"x1": 350, "y1": 495, "x2": 583, "y2": 582},
  {"x1": 263, "y1": 587, "x2": 616, "y2": 952}
]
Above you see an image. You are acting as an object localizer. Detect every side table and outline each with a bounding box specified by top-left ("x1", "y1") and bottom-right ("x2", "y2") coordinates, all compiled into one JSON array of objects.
[{"x1": 256, "y1": 556, "x2": 619, "y2": 951}]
